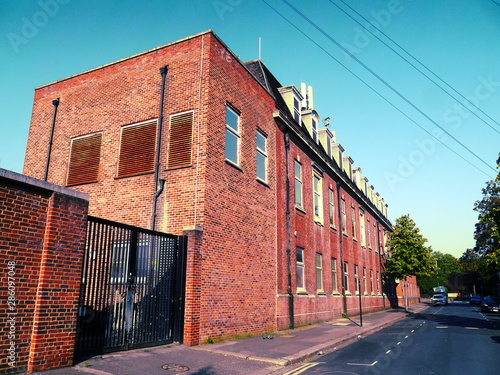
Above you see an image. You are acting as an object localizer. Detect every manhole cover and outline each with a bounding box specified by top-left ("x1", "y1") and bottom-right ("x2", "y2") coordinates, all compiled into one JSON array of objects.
[{"x1": 161, "y1": 363, "x2": 190, "y2": 372}]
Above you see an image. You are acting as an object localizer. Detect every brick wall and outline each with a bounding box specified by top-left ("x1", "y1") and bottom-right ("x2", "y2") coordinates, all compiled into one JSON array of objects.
[
  {"x1": 23, "y1": 31, "x2": 278, "y2": 344},
  {"x1": 0, "y1": 169, "x2": 89, "y2": 373}
]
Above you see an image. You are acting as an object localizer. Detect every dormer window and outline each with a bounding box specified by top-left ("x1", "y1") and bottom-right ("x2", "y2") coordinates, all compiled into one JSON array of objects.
[
  {"x1": 312, "y1": 117, "x2": 318, "y2": 143},
  {"x1": 293, "y1": 97, "x2": 301, "y2": 123}
]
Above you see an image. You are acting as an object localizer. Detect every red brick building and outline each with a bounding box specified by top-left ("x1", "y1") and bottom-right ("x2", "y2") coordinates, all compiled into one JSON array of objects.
[{"x1": 23, "y1": 30, "x2": 408, "y2": 345}]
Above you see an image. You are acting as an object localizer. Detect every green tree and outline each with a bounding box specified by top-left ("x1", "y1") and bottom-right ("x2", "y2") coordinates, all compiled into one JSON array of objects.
[
  {"x1": 471, "y1": 155, "x2": 500, "y2": 295},
  {"x1": 418, "y1": 251, "x2": 459, "y2": 295},
  {"x1": 384, "y1": 215, "x2": 437, "y2": 281}
]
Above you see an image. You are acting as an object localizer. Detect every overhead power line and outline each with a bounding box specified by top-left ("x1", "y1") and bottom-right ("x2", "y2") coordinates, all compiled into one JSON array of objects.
[
  {"x1": 333, "y1": 0, "x2": 500, "y2": 133},
  {"x1": 280, "y1": 0, "x2": 497, "y2": 175},
  {"x1": 260, "y1": 0, "x2": 495, "y2": 179}
]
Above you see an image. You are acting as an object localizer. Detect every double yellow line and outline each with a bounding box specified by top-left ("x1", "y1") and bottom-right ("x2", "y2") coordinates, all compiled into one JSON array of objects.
[{"x1": 283, "y1": 362, "x2": 323, "y2": 375}]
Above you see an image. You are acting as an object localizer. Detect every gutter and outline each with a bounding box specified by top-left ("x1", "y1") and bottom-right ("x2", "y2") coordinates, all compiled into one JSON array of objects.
[
  {"x1": 44, "y1": 98, "x2": 60, "y2": 181},
  {"x1": 151, "y1": 66, "x2": 168, "y2": 231}
]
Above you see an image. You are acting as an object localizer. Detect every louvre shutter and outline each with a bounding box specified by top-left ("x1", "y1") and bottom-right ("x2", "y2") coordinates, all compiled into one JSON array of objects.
[
  {"x1": 67, "y1": 133, "x2": 102, "y2": 186},
  {"x1": 118, "y1": 122, "x2": 157, "y2": 178},
  {"x1": 167, "y1": 112, "x2": 193, "y2": 169}
]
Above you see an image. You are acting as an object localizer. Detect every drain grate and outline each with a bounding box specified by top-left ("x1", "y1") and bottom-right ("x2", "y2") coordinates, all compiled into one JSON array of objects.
[{"x1": 161, "y1": 363, "x2": 190, "y2": 372}]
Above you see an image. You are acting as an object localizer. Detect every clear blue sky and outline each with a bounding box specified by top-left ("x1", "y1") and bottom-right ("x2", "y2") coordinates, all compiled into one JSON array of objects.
[{"x1": 1, "y1": 0, "x2": 499, "y2": 258}]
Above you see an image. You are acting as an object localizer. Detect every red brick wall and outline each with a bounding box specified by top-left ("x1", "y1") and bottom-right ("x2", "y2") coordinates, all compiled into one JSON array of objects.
[
  {"x1": 275, "y1": 126, "x2": 388, "y2": 328},
  {"x1": 0, "y1": 169, "x2": 89, "y2": 373},
  {"x1": 23, "y1": 31, "x2": 278, "y2": 344}
]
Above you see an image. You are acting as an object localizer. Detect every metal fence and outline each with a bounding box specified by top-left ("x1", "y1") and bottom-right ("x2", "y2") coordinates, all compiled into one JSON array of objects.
[{"x1": 75, "y1": 216, "x2": 187, "y2": 356}]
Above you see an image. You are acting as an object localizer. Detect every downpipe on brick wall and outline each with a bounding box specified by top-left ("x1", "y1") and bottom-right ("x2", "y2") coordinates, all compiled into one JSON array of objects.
[
  {"x1": 151, "y1": 66, "x2": 168, "y2": 231},
  {"x1": 284, "y1": 129, "x2": 294, "y2": 329},
  {"x1": 44, "y1": 98, "x2": 60, "y2": 181}
]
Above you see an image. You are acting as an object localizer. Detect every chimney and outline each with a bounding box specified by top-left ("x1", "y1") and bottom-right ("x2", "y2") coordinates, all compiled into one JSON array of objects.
[
  {"x1": 300, "y1": 82, "x2": 307, "y2": 109},
  {"x1": 307, "y1": 85, "x2": 314, "y2": 110}
]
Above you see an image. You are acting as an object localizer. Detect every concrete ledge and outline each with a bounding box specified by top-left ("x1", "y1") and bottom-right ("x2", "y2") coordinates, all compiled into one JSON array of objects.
[{"x1": 0, "y1": 168, "x2": 89, "y2": 201}]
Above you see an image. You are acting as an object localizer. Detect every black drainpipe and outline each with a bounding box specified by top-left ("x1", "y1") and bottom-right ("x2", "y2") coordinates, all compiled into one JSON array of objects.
[
  {"x1": 151, "y1": 66, "x2": 168, "y2": 231},
  {"x1": 44, "y1": 98, "x2": 60, "y2": 181},
  {"x1": 336, "y1": 183, "x2": 347, "y2": 316},
  {"x1": 284, "y1": 129, "x2": 294, "y2": 329}
]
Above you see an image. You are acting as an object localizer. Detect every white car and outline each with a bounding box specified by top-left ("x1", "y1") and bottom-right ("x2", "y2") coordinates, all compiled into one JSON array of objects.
[{"x1": 431, "y1": 293, "x2": 448, "y2": 306}]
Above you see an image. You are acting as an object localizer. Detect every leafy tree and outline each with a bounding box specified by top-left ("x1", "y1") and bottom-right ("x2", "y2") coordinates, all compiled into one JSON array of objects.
[
  {"x1": 418, "y1": 251, "x2": 459, "y2": 295},
  {"x1": 473, "y1": 163, "x2": 500, "y2": 269},
  {"x1": 384, "y1": 215, "x2": 437, "y2": 281},
  {"x1": 471, "y1": 155, "x2": 500, "y2": 295}
]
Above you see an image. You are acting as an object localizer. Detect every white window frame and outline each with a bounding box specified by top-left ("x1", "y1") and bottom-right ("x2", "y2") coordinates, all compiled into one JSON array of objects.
[
  {"x1": 296, "y1": 247, "x2": 306, "y2": 292},
  {"x1": 313, "y1": 173, "x2": 323, "y2": 223},
  {"x1": 225, "y1": 105, "x2": 240, "y2": 165},
  {"x1": 294, "y1": 160, "x2": 303, "y2": 208},
  {"x1": 328, "y1": 188, "x2": 335, "y2": 228},
  {"x1": 312, "y1": 118, "x2": 318, "y2": 143},
  {"x1": 256, "y1": 130, "x2": 267, "y2": 182},
  {"x1": 354, "y1": 264, "x2": 359, "y2": 295},
  {"x1": 343, "y1": 261, "x2": 349, "y2": 294},
  {"x1": 331, "y1": 257, "x2": 338, "y2": 294},
  {"x1": 360, "y1": 210, "x2": 366, "y2": 247},
  {"x1": 316, "y1": 253, "x2": 324, "y2": 292},
  {"x1": 341, "y1": 198, "x2": 347, "y2": 234}
]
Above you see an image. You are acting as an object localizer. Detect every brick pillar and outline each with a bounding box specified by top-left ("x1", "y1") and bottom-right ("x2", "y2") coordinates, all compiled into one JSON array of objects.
[
  {"x1": 182, "y1": 225, "x2": 203, "y2": 346},
  {"x1": 27, "y1": 193, "x2": 88, "y2": 372}
]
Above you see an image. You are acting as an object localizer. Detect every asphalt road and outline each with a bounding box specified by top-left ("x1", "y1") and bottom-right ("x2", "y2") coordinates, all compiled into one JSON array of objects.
[{"x1": 281, "y1": 301, "x2": 500, "y2": 375}]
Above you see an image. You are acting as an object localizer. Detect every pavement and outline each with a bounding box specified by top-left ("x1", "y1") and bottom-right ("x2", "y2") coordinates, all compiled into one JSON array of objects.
[{"x1": 26, "y1": 302, "x2": 430, "y2": 375}]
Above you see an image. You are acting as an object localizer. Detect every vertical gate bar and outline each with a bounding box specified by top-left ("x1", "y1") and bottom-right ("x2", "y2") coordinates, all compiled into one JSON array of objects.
[
  {"x1": 172, "y1": 235, "x2": 188, "y2": 343},
  {"x1": 87, "y1": 220, "x2": 100, "y2": 350}
]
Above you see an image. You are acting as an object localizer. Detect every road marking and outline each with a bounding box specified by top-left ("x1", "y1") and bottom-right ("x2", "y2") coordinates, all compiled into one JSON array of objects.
[
  {"x1": 411, "y1": 330, "x2": 415, "y2": 333},
  {"x1": 348, "y1": 361, "x2": 378, "y2": 366},
  {"x1": 436, "y1": 326, "x2": 448, "y2": 329},
  {"x1": 465, "y1": 327, "x2": 479, "y2": 330},
  {"x1": 385, "y1": 350, "x2": 391, "y2": 354},
  {"x1": 396, "y1": 342, "x2": 401, "y2": 345},
  {"x1": 283, "y1": 362, "x2": 322, "y2": 375},
  {"x1": 405, "y1": 335, "x2": 409, "y2": 339}
]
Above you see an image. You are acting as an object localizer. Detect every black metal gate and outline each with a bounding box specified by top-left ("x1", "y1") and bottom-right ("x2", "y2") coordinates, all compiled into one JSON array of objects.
[{"x1": 75, "y1": 216, "x2": 187, "y2": 356}]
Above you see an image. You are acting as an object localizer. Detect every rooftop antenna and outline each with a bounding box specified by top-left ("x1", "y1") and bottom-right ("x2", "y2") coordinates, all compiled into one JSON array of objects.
[{"x1": 258, "y1": 37, "x2": 262, "y2": 60}]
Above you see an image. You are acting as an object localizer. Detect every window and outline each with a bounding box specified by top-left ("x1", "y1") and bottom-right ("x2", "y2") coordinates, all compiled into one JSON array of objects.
[
  {"x1": 360, "y1": 210, "x2": 366, "y2": 247},
  {"x1": 118, "y1": 121, "x2": 156, "y2": 178},
  {"x1": 331, "y1": 257, "x2": 338, "y2": 293},
  {"x1": 311, "y1": 118, "x2": 318, "y2": 143},
  {"x1": 316, "y1": 253, "x2": 323, "y2": 292},
  {"x1": 367, "y1": 219, "x2": 371, "y2": 248},
  {"x1": 363, "y1": 267, "x2": 367, "y2": 295},
  {"x1": 351, "y1": 206, "x2": 356, "y2": 239},
  {"x1": 341, "y1": 198, "x2": 346, "y2": 233},
  {"x1": 313, "y1": 174, "x2": 323, "y2": 222},
  {"x1": 256, "y1": 131, "x2": 267, "y2": 181},
  {"x1": 67, "y1": 133, "x2": 102, "y2": 186},
  {"x1": 168, "y1": 111, "x2": 193, "y2": 169},
  {"x1": 296, "y1": 247, "x2": 305, "y2": 291},
  {"x1": 293, "y1": 97, "x2": 301, "y2": 123},
  {"x1": 294, "y1": 160, "x2": 303, "y2": 207},
  {"x1": 354, "y1": 265, "x2": 359, "y2": 295},
  {"x1": 376, "y1": 271, "x2": 380, "y2": 294},
  {"x1": 343, "y1": 261, "x2": 349, "y2": 293},
  {"x1": 328, "y1": 188, "x2": 335, "y2": 227},
  {"x1": 225, "y1": 106, "x2": 240, "y2": 164},
  {"x1": 370, "y1": 269, "x2": 374, "y2": 295}
]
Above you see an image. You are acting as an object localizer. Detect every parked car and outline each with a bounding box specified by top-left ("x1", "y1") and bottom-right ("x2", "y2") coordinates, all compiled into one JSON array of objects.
[
  {"x1": 431, "y1": 293, "x2": 448, "y2": 306},
  {"x1": 481, "y1": 297, "x2": 500, "y2": 313},
  {"x1": 469, "y1": 296, "x2": 482, "y2": 305}
]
